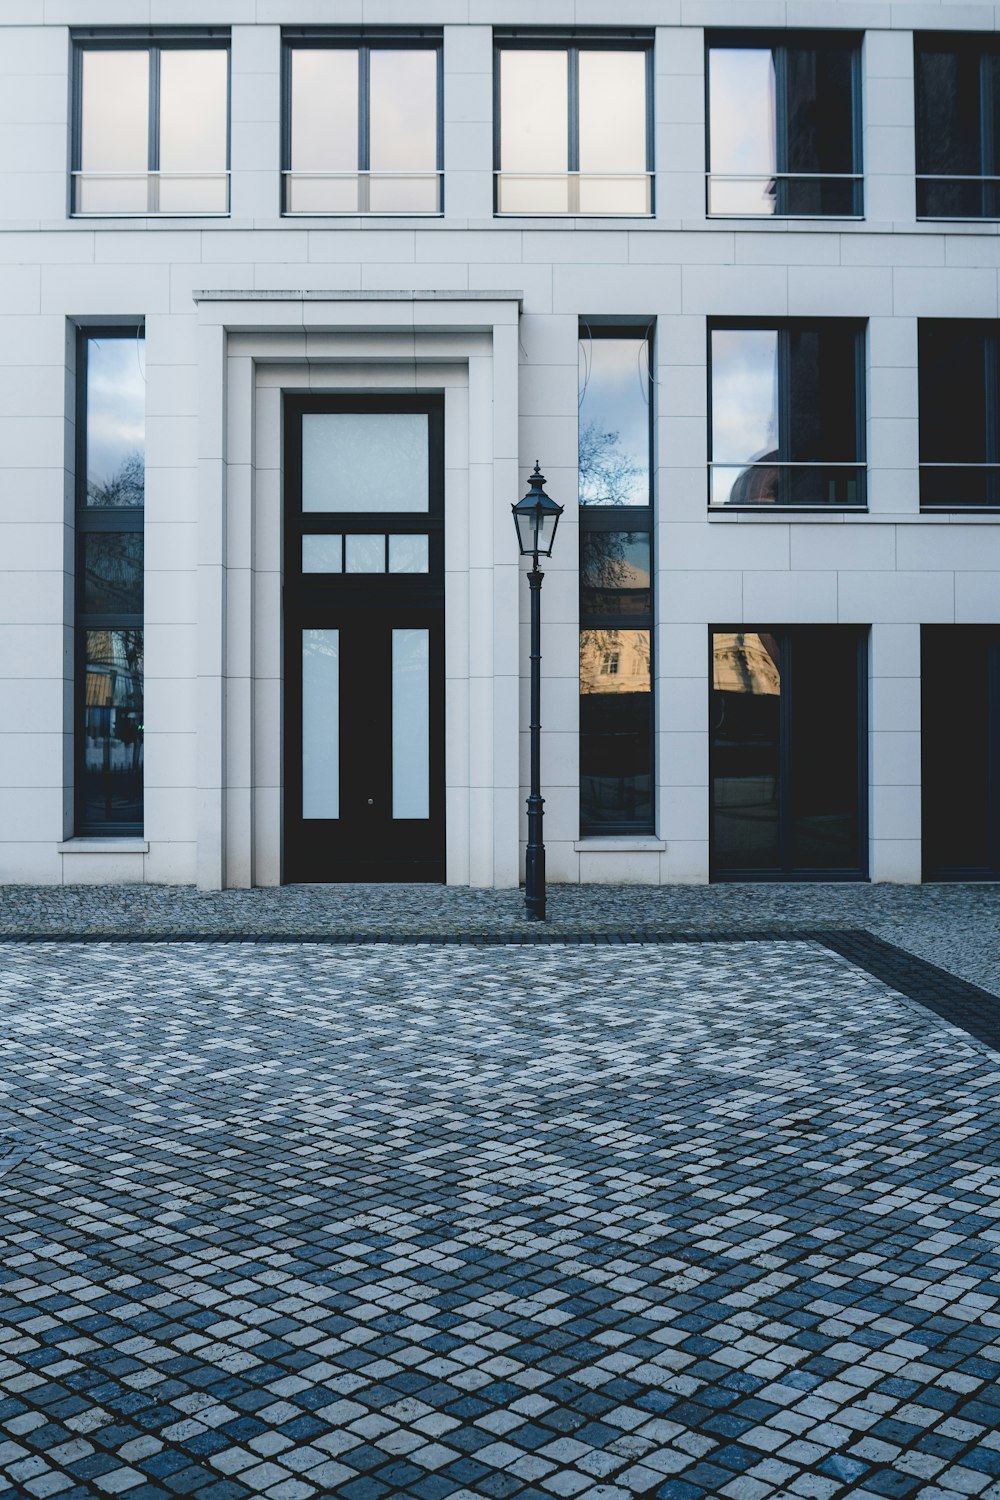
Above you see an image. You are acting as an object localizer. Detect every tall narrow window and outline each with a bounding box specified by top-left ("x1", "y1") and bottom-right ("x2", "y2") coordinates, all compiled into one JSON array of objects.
[
  {"x1": 496, "y1": 38, "x2": 652, "y2": 215},
  {"x1": 73, "y1": 37, "x2": 229, "y2": 215},
  {"x1": 919, "y1": 321, "x2": 1000, "y2": 508},
  {"x1": 709, "y1": 321, "x2": 866, "y2": 507},
  {"x1": 284, "y1": 36, "x2": 442, "y2": 214},
  {"x1": 76, "y1": 330, "x2": 145, "y2": 835},
  {"x1": 922, "y1": 628, "x2": 1000, "y2": 878},
  {"x1": 707, "y1": 34, "x2": 862, "y2": 217},
  {"x1": 711, "y1": 628, "x2": 867, "y2": 878},
  {"x1": 916, "y1": 34, "x2": 1000, "y2": 219},
  {"x1": 578, "y1": 325, "x2": 654, "y2": 835}
]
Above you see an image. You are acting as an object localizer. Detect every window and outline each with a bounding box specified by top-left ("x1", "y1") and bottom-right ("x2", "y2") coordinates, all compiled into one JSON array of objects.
[
  {"x1": 76, "y1": 330, "x2": 145, "y2": 835},
  {"x1": 73, "y1": 35, "x2": 229, "y2": 215},
  {"x1": 711, "y1": 628, "x2": 867, "y2": 878},
  {"x1": 707, "y1": 33, "x2": 861, "y2": 217},
  {"x1": 922, "y1": 628, "x2": 1000, "y2": 879},
  {"x1": 919, "y1": 321, "x2": 1000, "y2": 508},
  {"x1": 709, "y1": 321, "x2": 866, "y2": 507},
  {"x1": 284, "y1": 35, "x2": 442, "y2": 214},
  {"x1": 578, "y1": 325, "x2": 654, "y2": 836},
  {"x1": 915, "y1": 34, "x2": 1000, "y2": 218},
  {"x1": 496, "y1": 36, "x2": 652, "y2": 215}
]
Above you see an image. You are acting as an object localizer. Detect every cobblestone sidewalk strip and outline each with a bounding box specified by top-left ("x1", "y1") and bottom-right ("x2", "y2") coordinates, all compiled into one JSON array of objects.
[
  {"x1": 0, "y1": 940, "x2": 999, "y2": 1500},
  {"x1": 1, "y1": 883, "x2": 999, "y2": 999}
]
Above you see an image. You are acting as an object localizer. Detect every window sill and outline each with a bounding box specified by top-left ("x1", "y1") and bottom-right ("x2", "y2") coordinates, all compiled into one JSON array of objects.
[
  {"x1": 574, "y1": 837, "x2": 665, "y2": 853},
  {"x1": 58, "y1": 838, "x2": 148, "y2": 855}
]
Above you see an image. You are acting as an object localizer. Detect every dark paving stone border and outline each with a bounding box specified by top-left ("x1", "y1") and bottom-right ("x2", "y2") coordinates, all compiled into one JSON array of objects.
[{"x1": 2, "y1": 925, "x2": 998, "y2": 1055}]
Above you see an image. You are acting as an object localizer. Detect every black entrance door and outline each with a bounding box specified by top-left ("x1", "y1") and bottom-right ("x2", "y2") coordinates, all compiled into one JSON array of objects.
[
  {"x1": 922, "y1": 627, "x2": 1000, "y2": 880},
  {"x1": 283, "y1": 396, "x2": 445, "y2": 883}
]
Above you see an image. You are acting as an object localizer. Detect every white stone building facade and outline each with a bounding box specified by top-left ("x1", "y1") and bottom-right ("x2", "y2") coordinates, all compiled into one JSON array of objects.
[{"x1": 0, "y1": 0, "x2": 998, "y2": 890}]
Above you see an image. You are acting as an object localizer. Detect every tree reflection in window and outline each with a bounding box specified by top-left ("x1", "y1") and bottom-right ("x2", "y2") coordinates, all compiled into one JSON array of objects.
[{"x1": 578, "y1": 324, "x2": 654, "y2": 833}]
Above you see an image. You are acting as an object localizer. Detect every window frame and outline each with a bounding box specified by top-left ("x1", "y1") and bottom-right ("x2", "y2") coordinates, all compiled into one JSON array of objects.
[
  {"x1": 281, "y1": 30, "x2": 444, "y2": 217},
  {"x1": 709, "y1": 626, "x2": 870, "y2": 882},
  {"x1": 71, "y1": 31, "x2": 231, "y2": 218},
  {"x1": 707, "y1": 317, "x2": 868, "y2": 511},
  {"x1": 74, "y1": 325, "x2": 146, "y2": 838},
  {"x1": 918, "y1": 319, "x2": 1000, "y2": 509},
  {"x1": 578, "y1": 322, "x2": 656, "y2": 838},
  {"x1": 493, "y1": 31, "x2": 655, "y2": 217},
  {"x1": 914, "y1": 32, "x2": 1000, "y2": 220},
  {"x1": 705, "y1": 30, "x2": 863, "y2": 220}
]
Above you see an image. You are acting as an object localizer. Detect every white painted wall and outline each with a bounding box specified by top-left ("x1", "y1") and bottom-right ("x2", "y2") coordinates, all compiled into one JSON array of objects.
[{"x1": 0, "y1": 1, "x2": 998, "y2": 887}]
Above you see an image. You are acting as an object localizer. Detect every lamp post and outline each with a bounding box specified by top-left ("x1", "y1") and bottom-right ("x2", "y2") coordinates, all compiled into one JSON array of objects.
[{"x1": 511, "y1": 462, "x2": 564, "y2": 921}]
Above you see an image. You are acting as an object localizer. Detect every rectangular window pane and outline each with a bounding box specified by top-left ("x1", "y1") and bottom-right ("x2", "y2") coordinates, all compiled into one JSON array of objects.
[
  {"x1": 923, "y1": 629, "x2": 995, "y2": 873},
  {"x1": 388, "y1": 534, "x2": 429, "y2": 573},
  {"x1": 710, "y1": 328, "x2": 778, "y2": 504},
  {"x1": 302, "y1": 534, "x2": 343, "y2": 572},
  {"x1": 708, "y1": 48, "x2": 776, "y2": 215},
  {"x1": 787, "y1": 325, "x2": 859, "y2": 463},
  {"x1": 578, "y1": 51, "x2": 646, "y2": 179},
  {"x1": 82, "y1": 628, "x2": 144, "y2": 830},
  {"x1": 498, "y1": 49, "x2": 568, "y2": 212},
  {"x1": 711, "y1": 631, "x2": 781, "y2": 871},
  {"x1": 392, "y1": 629, "x2": 430, "y2": 819},
  {"x1": 82, "y1": 533, "x2": 143, "y2": 615},
  {"x1": 578, "y1": 335, "x2": 651, "y2": 506},
  {"x1": 79, "y1": 50, "x2": 149, "y2": 213},
  {"x1": 580, "y1": 628, "x2": 652, "y2": 830},
  {"x1": 581, "y1": 532, "x2": 650, "y2": 618},
  {"x1": 158, "y1": 49, "x2": 228, "y2": 212},
  {"x1": 302, "y1": 629, "x2": 339, "y2": 819},
  {"x1": 290, "y1": 48, "x2": 359, "y2": 173},
  {"x1": 302, "y1": 412, "x2": 428, "y2": 512},
  {"x1": 86, "y1": 334, "x2": 146, "y2": 507},
  {"x1": 785, "y1": 46, "x2": 855, "y2": 174},
  {"x1": 790, "y1": 631, "x2": 860, "y2": 869},
  {"x1": 917, "y1": 46, "x2": 982, "y2": 178},
  {"x1": 919, "y1": 322, "x2": 994, "y2": 505},
  {"x1": 345, "y1": 534, "x2": 385, "y2": 572},
  {"x1": 370, "y1": 50, "x2": 437, "y2": 173}
]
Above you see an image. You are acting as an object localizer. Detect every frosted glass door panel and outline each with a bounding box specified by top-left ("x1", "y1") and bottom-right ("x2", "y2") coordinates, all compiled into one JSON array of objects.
[
  {"x1": 302, "y1": 413, "x2": 428, "y2": 512},
  {"x1": 302, "y1": 630, "x2": 339, "y2": 819},
  {"x1": 388, "y1": 534, "x2": 429, "y2": 572},
  {"x1": 302, "y1": 534, "x2": 342, "y2": 572},
  {"x1": 392, "y1": 629, "x2": 429, "y2": 819}
]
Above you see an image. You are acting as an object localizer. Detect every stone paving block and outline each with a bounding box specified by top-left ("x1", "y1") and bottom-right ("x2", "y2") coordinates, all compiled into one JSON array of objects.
[{"x1": 0, "y1": 939, "x2": 998, "y2": 1500}]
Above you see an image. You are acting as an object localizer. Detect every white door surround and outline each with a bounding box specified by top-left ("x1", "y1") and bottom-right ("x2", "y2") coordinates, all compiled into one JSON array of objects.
[{"x1": 194, "y1": 290, "x2": 523, "y2": 891}]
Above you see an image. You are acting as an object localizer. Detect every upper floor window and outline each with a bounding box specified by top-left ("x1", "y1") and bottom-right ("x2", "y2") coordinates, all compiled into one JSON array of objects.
[
  {"x1": 284, "y1": 34, "x2": 442, "y2": 214},
  {"x1": 73, "y1": 34, "x2": 229, "y2": 216},
  {"x1": 919, "y1": 321, "x2": 1000, "y2": 508},
  {"x1": 707, "y1": 33, "x2": 862, "y2": 217},
  {"x1": 915, "y1": 34, "x2": 1000, "y2": 219},
  {"x1": 709, "y1": 321, "x2": 866, "y2": 508},
  {"x1": 495, "y1": 35, "x2": 652, "y2": 216}
]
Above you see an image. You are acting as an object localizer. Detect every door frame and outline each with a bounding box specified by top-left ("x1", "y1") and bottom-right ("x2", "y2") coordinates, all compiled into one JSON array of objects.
[{"x1": 281, "y1": 392, "x2": 446, "y2": 883}]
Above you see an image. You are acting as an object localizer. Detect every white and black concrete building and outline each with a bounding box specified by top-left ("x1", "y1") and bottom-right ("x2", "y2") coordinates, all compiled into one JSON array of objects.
[{"x1": 0, "y1": 1, "x2": 998, "y2": 890}]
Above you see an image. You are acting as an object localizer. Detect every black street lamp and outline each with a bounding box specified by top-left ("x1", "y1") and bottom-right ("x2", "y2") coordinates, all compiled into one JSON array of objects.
[{"x1": 511, "y1": 462, "x2": 563, "y2": 921}]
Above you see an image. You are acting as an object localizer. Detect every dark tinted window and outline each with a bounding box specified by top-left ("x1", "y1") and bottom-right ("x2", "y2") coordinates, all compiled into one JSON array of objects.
[
  {"x1": 922, "y1": 628, "x2": 1000, "y2": 875},
  {"x1": 711, "y1": 628, "x2": 866, "y2": 877},
  {"x1": 708, "y1": 34, "x2": 860, "y2": 216},
  {"x1": 919, "y1": 321, "x2": 999, "y2": 506},
  {"x1": 916, "y1": 36, "x2": 1000, "y2": 217},
  {"x1": 711, "y1": 321, "x2": 864, "y2": 506}
]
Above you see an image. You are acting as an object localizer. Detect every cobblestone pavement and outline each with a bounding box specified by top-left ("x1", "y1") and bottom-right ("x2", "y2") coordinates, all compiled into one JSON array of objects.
[
  {"x1": 1, "y1": 940, "x2": 999, "y2": 1500},
  {"x1": 1, "y1": 882, "x2": 999, "y2": 999}
]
